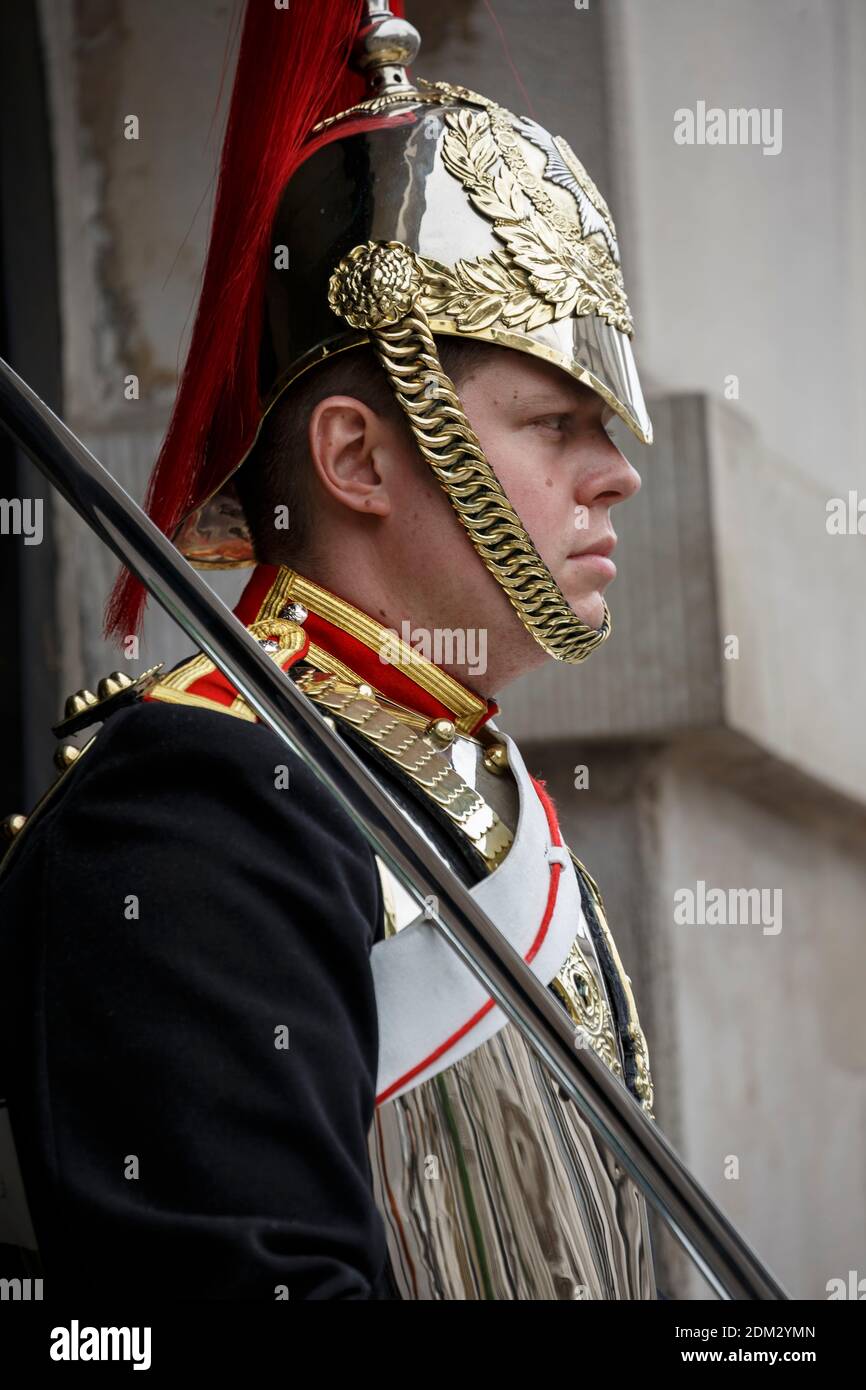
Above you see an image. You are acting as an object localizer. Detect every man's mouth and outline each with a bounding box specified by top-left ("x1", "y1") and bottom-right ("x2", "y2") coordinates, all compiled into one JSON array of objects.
[
  {"x1": 568, "y1": 533, "x2": 616, "y2": 559},
  {"x1": 566, "y1": 532, "x2": 617, "y2": 578}
]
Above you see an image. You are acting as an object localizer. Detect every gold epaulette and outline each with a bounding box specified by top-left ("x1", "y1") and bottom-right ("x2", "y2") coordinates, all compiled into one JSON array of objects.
[
  {"x1": 145, "y1": 618, "x2": 307, "y2": 721},
  {"x1": 1, "y1": 665, "x2": 164, "y2": 872}
]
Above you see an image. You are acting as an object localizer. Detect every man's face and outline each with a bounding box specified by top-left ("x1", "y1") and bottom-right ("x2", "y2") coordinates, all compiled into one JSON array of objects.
[
  {"x1": 380, "y1": 345, "x2": 642, "y2": 680},
  {"x1": 458, "y1": 346, "x2": 641, "y2": 623}
]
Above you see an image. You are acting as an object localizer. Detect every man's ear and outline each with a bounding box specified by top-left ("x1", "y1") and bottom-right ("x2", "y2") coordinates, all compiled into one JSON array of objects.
[{"x1": 308, "y1": 395, "x2": 392, "y2": 517}]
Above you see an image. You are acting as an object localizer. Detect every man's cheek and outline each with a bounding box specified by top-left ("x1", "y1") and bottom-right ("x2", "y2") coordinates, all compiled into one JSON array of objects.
[{"x1": 523, "y1": 498, "x2": 562, "y2": 554}]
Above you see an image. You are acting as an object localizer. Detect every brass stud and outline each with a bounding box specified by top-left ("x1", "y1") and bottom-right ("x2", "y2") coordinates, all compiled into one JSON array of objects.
[
  {"x1": 54, "y1": 743, "x2": 81, "y2": 771},
  {"x1": 63, "y1": 688, "x2": 99, "y2": 720},
  {"x1": 2, "y1": 813, "x2": 27, "y2": 841},
  {"x1": 97, "y1": 671, "x2": 133, "y2": 701},
  {"x1": 483, "y1": 742, "x2": 509, "y2": 775},
  {"x1": 428, "y1": 717, "x2": 456, "y2": 746}
]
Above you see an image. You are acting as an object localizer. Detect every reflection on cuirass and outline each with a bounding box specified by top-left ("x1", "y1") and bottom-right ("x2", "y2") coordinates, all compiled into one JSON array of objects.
[{"x1": 368, "y1": 1016, "x2": 656, "y2": 1301}]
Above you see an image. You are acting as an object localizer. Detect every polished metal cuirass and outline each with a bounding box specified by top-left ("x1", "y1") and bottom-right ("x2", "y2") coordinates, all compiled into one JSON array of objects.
[{"x1": 368, "y1": 1003, "x2": 656, "y2": 1300}]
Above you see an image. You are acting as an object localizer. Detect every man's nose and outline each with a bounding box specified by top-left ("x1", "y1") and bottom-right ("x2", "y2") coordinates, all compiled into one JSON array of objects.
[{"x1": 578, "y1": 436, "x2": 642, "y2": 507}]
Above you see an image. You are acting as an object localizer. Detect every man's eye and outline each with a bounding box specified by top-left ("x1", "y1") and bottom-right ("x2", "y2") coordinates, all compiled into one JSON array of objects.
[{"x1": 533, "y1": 415, "x2": 568, "y2": 432}]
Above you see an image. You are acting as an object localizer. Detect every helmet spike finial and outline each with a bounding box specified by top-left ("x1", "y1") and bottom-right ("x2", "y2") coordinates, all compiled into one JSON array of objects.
[{"x1": 352, "y1": 1, "x2": 420, "y2": 97}]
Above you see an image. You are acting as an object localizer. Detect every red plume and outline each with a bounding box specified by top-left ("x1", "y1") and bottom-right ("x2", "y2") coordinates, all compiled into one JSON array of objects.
[{"x1": 105, "y1": 0, "x2": 407, "y2": 641}]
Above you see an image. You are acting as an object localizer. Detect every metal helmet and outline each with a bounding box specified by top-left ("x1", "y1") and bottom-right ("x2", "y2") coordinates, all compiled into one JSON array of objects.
[{"x1": 112, "y1": 1, "x2": 651, "y2": 665}]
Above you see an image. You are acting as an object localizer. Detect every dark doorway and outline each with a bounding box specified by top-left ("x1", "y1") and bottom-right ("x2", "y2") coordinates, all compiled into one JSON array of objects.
[{"x1": 0, "y1": 1, "x2": 63, "y2": 813}]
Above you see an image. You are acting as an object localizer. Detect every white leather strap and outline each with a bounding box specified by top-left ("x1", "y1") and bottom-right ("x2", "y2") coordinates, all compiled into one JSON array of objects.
[{"x1": 371, "y1": 733, "x2": 584, "y2": 1104}]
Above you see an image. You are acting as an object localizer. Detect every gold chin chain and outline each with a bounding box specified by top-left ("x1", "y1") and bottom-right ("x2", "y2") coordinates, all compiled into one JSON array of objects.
[{"x1": 327, "y1": 240, "x2": 612, "y2": 665}]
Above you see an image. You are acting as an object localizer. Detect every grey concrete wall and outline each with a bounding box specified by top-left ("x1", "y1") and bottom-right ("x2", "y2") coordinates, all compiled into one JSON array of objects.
[
  {"x1": 605, "y1": 0, "x2": 866, "y2": 499},
  {"x1": 653, "y1": 754, "x2": 866, "y2": 1299},
  {"x1": 532, "y1": 733, "x2": 866, "y2": 1299}
]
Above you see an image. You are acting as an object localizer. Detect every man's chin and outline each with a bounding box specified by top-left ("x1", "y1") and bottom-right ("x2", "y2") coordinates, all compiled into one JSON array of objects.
[{"x1": 561, "y1": 585, "x2": 607, "y2": 632}]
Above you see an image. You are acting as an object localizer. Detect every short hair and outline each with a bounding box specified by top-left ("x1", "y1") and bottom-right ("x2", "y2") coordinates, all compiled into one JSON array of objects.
[{"x1": 234, "y1": 335, "x2": 497, "y2": 566}]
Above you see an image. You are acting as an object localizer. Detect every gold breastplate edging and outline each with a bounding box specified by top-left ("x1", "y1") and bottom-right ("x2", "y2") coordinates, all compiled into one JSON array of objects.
[{"x1": 568, "y1": 849, "x2": 655, "y2": 1118}]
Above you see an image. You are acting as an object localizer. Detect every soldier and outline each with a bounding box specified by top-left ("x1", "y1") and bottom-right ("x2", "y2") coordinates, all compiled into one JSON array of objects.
[{"x1": 0, "y1": 0, "x2": 658, "y2": 1299}]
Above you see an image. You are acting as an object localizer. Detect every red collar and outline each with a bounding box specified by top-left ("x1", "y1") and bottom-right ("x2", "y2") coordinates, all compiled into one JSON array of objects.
[{"x1": 234, "y1": 564, "x2": 499, "y2": 737}]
